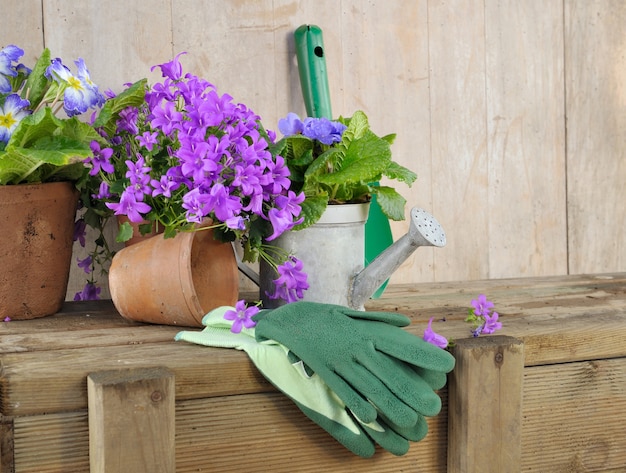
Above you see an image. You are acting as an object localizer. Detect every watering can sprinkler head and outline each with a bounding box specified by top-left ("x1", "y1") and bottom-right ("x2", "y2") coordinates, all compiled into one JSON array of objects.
[{"x1": 349, "y1": 207, "x2": 446, "y2": 309}]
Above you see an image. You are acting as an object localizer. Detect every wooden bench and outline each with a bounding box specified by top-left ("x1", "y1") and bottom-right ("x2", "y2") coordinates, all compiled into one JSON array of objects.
[{"x1": 1, "y1": 273, "x2": 625, "y2": 472}]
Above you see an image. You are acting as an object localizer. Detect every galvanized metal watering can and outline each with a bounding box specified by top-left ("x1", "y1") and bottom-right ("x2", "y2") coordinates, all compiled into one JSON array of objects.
[{"x1": 237, "y1": 205, "x2": 446, "y2": 310}]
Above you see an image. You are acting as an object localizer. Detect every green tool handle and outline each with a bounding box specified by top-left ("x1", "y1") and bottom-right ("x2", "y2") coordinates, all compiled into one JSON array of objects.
[{"x1": 294, "y1": 24, "x2": 332, "y2": 119}]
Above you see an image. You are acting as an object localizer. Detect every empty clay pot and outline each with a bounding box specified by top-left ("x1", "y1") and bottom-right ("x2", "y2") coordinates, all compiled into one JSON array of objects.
[
  {"x1": 108, "y1": 228, "x2": 238, "y2": 327},
  {"x1": 0, "y1": 181, "x2": 79, "y2": 320}
]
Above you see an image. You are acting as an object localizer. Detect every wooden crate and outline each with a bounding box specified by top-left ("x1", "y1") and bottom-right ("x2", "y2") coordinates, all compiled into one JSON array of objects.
[{"x1": 1, "y1": 273, "x2": 625, "y2": 472}]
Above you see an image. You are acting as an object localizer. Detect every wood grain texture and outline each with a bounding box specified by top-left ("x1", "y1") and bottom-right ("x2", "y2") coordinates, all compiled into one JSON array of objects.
[
  {"x1": 484, "y1": 0, "x2": 567, "y2": 278},
  {"x1": 88, "y1": 367, "x2": 175, "y2": 473},
  {"x1": 1, "y1": 274, "x2": 626, "y2": 472},
  {"x1": 565, "y1": 0, "x2": 626, "y2": 274},
  {"x1": 521, "y1": 358, "x2": 626, "y2": 472},
  {"x1": 427, "y1": 0, "x2": 490, "y2": 281},
  {"x1": 0, "y1": 0, "x2": 624, "y2": 308},
  {"x1": 448, "y1": 336, "x2": 524, "y2": 473}
]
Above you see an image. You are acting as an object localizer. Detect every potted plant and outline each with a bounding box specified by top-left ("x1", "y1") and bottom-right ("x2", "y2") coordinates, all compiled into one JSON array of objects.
[
  {"x1": 0, "y1": 44, "x2": 107, "y2": 320},
  {"x1": 258, "y1": 111, "x2": 417, "y2": 307},
  {"x1": 78, "y1": 53, "x2": 309, "y2": 325}
]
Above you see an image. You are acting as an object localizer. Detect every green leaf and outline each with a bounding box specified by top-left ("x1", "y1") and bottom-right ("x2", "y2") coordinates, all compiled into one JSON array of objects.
[
  {"x1": 0, "y1": 107, "x2": 100, "y2": 184},
  {"x1": 372, "y1": 186, "x2": 407, "y2": 221},
  {"x1": 292, "y1": 194, "x2": 328, "y2": 230},
  {"x1": 21, "y1": 48, "x2": 51, "y2": 108},
  {"x1": 116, "y1": 222, "x2": 134, "y2": 243},
  {"x1": 317, "y1": 131, "x2": 391, "y2": 186},
  {"x1": 384, "y1": 160, "x2": 417, "y2": 186},
  {"x1": 93, "y1": 78, "x2": 147, "y2": 133}
]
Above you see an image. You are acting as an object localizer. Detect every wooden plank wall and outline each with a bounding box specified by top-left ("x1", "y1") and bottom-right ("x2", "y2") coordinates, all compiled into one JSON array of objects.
[{"x1": 1, "y1": 0, "x2": 624, "y2": 299}]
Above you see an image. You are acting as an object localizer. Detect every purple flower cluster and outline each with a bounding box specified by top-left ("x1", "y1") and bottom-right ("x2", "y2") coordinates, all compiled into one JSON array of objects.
[
  {"x1": 85, "y1": 53, "x2": 309, "y2": 303},
  {"x1": 1, "y1": 44, "x2": 104, "y2": 144},
  {"x1": 278, "y1": 112, "x2": 346, "y2": 145},
  {"x1": 468, "y1": 294, "x2": 502, "y2": 337}
]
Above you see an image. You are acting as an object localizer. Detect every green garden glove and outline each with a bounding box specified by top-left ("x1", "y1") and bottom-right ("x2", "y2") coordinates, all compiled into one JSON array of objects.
[
  {"x1": 175, "y1": 307, "x2": 429, "y2": 457},
  {"x1": 253, "y1": 301, "x2": 456, "y2": 428}
]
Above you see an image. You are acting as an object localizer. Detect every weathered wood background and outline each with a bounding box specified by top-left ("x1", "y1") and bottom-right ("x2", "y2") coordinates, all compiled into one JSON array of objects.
[{"x1": 2, "y1": 0, "x2": 624, "y2": 299}]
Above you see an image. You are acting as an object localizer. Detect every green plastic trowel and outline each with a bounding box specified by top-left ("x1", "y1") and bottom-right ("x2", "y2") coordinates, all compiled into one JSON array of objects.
[{"x1": 294, "y1": 24, "x2": 393, "y2": 298}]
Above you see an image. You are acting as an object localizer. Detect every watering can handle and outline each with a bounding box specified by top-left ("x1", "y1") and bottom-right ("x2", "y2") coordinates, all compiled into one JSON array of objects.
[{"x1": 294, "y1": 25, "x2": 332, "y2": 119}]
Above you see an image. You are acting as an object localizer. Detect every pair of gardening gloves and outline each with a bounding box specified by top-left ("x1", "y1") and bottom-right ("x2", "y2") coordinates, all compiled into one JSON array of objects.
[{"x1": 175, "y1": 302, "x2": 455, "y2": 458}]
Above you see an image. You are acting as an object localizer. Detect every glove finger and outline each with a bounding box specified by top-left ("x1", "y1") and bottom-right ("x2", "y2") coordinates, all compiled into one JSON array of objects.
[
  {"x1": 353, "y1": 413, "x2": 410, "y2": 456},
  {"x1": 411, "y1": 365, "x2": 449, "y2": 391},
  {"x1": 338, "y1": 306, "x2": 411, "y2": 327},
  {"x1": 380, "y1": 412, "x2": 429, "y2": 443},
  {"x1": 369, "y1": 323, "x2": 456, "y2": 373},
  {"x1": 309, "y1": 364, "x2": 379, "y2": 425},
  {"x1": 359, "y1": 353, "x2": 443, "y2": 417},
  {"x1": 291, "y1": 399, "x2": 376, "y2": 458},
  {"x1": 338, "y1": 361, "x2": 419, "y2": 428}
]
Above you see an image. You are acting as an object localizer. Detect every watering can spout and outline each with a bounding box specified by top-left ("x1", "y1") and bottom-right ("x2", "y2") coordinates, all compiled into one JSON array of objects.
[{"x1": 350, "y1": 207, "x2": 446, "y2": 309}]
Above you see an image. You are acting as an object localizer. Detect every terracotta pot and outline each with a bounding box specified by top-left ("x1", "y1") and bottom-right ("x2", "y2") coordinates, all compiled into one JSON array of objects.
[
  {"x1": 108, "y1": 228, "x2": 238, "y2": 327},
  {"x1": 0, "y1": 182, "x2": 79, "y2": 320}
]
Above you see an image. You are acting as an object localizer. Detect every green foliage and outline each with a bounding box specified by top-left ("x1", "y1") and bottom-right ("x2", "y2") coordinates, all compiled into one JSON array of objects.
[
  {"x1": 0, "y1": 108, "x2": 101, "y2": 184},
  {"x1": 276, "y1": 110, "x2": 417, "y2": 229}
]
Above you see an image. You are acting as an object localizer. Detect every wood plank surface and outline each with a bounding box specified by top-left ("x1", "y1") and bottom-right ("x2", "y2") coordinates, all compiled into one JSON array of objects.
[
  {"x1": 369, "y1": 273, "x2": 626, "y2": 366},
  {"x1": 2, "y1": 273, "x2": 625, "y2": 417},
  {"x1": 427, "y1": 0, "x2": 490, "y2": 281},
  {"x1": 565, "y1": 0, "x2": 626, "y2": 275},
  {"x1": 2, "y1": 1, "x2": 625, "y2": 297},
  {"x1": 484, "y1": 0, "x2": 567, "y2": 278},
  {"x1": 8, "y1": 391, "x2": 447, "y2": 473},
  {"x1": 448, "y1": 336, "x2": 524, "y2": 473},
  {"x1": 521, "y1": 357, "x2": 626, "y2": 472},
  {"x1": 88, "y1": 367, "x2": 175, "y2": 473}
]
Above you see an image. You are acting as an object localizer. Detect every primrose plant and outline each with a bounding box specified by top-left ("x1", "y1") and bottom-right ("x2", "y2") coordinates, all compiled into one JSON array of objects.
[
  {"x1": 0, "y1": 44, "x2": 105, "y2": 185},
  {"x1": 274, "y1": 111, "x2": 417, "y2": 230}
]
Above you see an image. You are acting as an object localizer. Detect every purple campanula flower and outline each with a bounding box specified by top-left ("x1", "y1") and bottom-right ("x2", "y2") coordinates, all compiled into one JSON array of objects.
[
  {"x1": 482, "y1": 312, "x2": 502, "y2": 334},
  {"x1": 151, "y1": 51, "x2": 187, "y2": 81},
  {"x1": 87, "y1": 141, "x2": 114, "y2": 176},
  {"x1": 74, "y1": 282, "x2": 101, "y2": 301},
  {"x1": 223, "y1": 300, "x2": 259, "y2": 334},
  {"x1": 77, "y1": 255, "x2": 93, "y2": 274},
  {"x1": 261, "y1": 155, "x2": 291, "y2": 195},
  {"x1": 181, "y1": 187, "x2": 211, "y2": 223},
  {"x1": 137, "y1": 130, "x2": 158, "y2": 151},
  {"x1": 116, "y1": 106, "x2": 139, "y2": 135},
  {"x1": 73, "y1": 219, "x2": 87, "y2": 247},
  {"x1": 125, "y1": 155, "x2": 152, "y2": 198},
  {"x1": 151, "y1": 175, "x2": 177, "y2": 198},
  {"x1": 93, "y1": 181, "x2": 111, "y2": 200},
  {"x1": 266, "y1": 257, "x2": 309, "y2": 303},
  {"x1": 231, "y1": 163, "x2": 262, "y2": 197},
  {"x1": 150, "y1": 100, "x2": 182, "y2": 136},
  {"x1": 105, "y1": 189, "x2": 152, "y2": 222},
  {"x1": 423, "y1": 317, "x2": 448, "y2": 349},
  {"x1": 471, "y1": 294, "x2": 494, "y2": 317},
  {"x1": 205, "y1": 183, "x2": 242, "y2": 223},
  {"x1": 265, "y1": 191, "x2": 305, "y2": 240}
]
